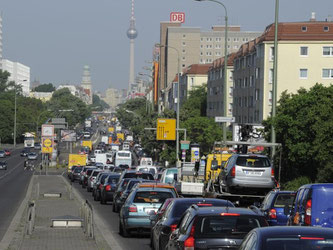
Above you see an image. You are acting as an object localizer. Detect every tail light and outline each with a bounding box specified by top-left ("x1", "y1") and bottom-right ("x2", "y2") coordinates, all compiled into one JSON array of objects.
[
  {"x1": 230, "y1": 166, "x2": 236, "y2": 177},
  {"x1": 129, "y1": 206, "x2": 137, "y2": 213},
  {"x1": 184, "y1": 224, "x2": 195, "y2": 250},
  {"x1": 305, "y1": 199, "x2": 312, "y2": 225},
  {"x1": 170, "y1": 224, "x2": 177, "y2": 232},
  {"x1": 269, "y1": 208, "x2": 277, "y2": 219},
  {"x1": 271, "y1": 168, "x2": 275, "y2": 178},
  {"x1": 105, "y1": 185, "x2": 111, "y2": 191}
]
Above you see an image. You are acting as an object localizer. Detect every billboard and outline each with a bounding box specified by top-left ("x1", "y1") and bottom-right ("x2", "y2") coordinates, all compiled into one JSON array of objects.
[
  {"x1": 156, "y1": 118, "x2": 176, "y2": 141},
  {"x1": 170, "y1": 12, "x2": 185, "y2": 23},
  {"x1": 42, "y1": 137, "x2": 53, "y2": 153},
  {"x1": 61, "y1": 130, "x2": 77, "y2": 142}
]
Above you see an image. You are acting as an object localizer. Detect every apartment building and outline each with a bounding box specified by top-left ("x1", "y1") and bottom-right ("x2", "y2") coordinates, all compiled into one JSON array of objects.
[
  {"x1": 233, "y1": 19, "x2": 333, "y2": 125},
  {"x1": 207, "y1": 53, "x2": 236, "y2": 118}
]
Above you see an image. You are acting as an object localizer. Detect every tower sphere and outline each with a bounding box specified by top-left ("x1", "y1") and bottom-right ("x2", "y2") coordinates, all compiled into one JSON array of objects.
[{"x1": 127, "y1": 27, "x2": 138, "y2": 39}]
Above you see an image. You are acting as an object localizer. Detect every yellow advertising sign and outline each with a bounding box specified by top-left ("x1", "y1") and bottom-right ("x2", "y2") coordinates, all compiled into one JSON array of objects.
[
  {"x1": 108, "y1": 127, "x2": 114, "y2": 132},
  {"x1": 42, "y1": 137, "x2": 53, "y2": 153},
  {"x1": 68, "y1": 154, "x2": 87, "y2": 170},
  {"x1": 156, "y1": 118, "x2": 176, "y2": 141},
  {"x1": 117, "y1": 133, "x2": 124, "y2": 141},
  {"x1": 82, "y1": 140, "x2": 92, "y2": 150}
]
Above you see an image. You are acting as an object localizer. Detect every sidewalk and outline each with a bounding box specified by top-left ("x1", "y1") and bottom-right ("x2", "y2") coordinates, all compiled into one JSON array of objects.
[{"x1": 7, "y1": 170, "x2": 110, "y2": 250}]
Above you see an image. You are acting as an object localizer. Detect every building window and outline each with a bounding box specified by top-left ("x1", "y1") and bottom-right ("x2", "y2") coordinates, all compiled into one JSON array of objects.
[
  {"x1": 182, "y1": 57, "x2": 186, "y2": 61},
  {"x1": 229, "y1": 86, "x2": 233, "y2": 96},
  {"x1": 200, "y1": 45, "x2": 203, "y2": 49},
  {"x1": 200, "y1": 52, "x2": 203, "y2": 56},
  {"x1": 234, "y1": 45, "x2": 238, "y2": 49},
  {"x1": 255, "y1": 68, "x2": 260, "y2": 79},
  {"x1": 229, "y1": 71, "x2": 233, "y2": 81},
  {"x1": 300, "y1": 69, "x2": 308, "y2": 79},
  {"x1": 227, "y1": 45, "x2": 230, "y2": 49},
  {"x1": 200, "y1": 58, "x2": 204, "y2": 63},
  {"x1": 183, "y1": 34, "x2": 186, "y2": 38},
  {"x1": 301, "y1": 26, "x2": 307, "y2": 32},
  {"x1": 249, "y1": 96, "x2": 253, "y2": 107},
  {"x1": 323, "y1": 47, "x2": 333, "y2": 56},
  {"x1": 249, "y1": 75, "x2": 254, "y2": 87},
  {"x1": 182, "y1": 49, "x2": 186, "y2": 54},
  {"x1": 269, "y1": 91, "x2": 272, "y2": 105},
  {"x1": 269, "y1": 47, "x2": 274, "y2": 61},
  {"x1": 300, "y1": 46, "x2": 308, "y2": 56},
  {"x1": 182, "y1": 64, "x2": 186, "y2": 68},
  {"x1": 255, "y1": 89, "x2": 259, "y2": 100},
  {"x1": 216, "y1": 37, "x2": 221, "y2": 42},
  {"x1": 182, "y1": 42, "x2": 186, "y2": 46},
  {"x1": 324, "y1": 26, "x2": 329, "y2": 32},
  {"x1": 201, "y1": 37, "x2": 204, "y2": 42},
  {"x1": 215, "y1": 52, "x2": 221, "y2": 56},
  {"x1": 322, "y1": 69, "x2": 333, "y2": 78},
  {"x1": 269, "y1": 68, "x2": 273, "y2": 83},
  {"x1": 215, "y1": 44, "x2": 221, "y2": 49},
  {"x1": 228, "y1": 103, "x2": 233, "y2": 115}
]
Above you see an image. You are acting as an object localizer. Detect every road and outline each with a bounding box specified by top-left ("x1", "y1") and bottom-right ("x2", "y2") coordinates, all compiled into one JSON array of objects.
[
  {"x1": 0, "y1": 147, "x2": 35, "y2": 241},
  {"x1": 68, "y1": 179, "x2": 151, "y2": 250}
]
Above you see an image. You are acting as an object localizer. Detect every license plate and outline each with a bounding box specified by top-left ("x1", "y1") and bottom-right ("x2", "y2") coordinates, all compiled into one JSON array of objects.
[
  {"x1": 144, "y1": 208, "x2": 157, "y2": 214},
  {"x1": 245, "y1": 171, "x2": 262, "y2": 176}
]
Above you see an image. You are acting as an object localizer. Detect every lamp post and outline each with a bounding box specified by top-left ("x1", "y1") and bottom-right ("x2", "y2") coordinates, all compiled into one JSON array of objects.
[
  {"x1": 195, "y1": 0, "x2": 228, "y2": 146},
  {"x1": 271, "y1": 0, "x2": 279, "y2": 158},
  {"x1": 13, "y1": 80, "x2": 27, "y2": 147},
  {"x1": 156, "y1": 43, "x2": 181, "y2": 162},
  {"x1": 139, "y1": 72, "x2": 154, "y2": 114}
]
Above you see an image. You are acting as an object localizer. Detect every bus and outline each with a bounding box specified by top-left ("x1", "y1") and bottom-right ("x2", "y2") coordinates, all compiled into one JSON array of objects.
[
  {"x1": 24, "y1": 132, "x2": 35, "y2": 148},
  {"x1": 115, "y1": 150, "x2": 132, "y2": 168}
]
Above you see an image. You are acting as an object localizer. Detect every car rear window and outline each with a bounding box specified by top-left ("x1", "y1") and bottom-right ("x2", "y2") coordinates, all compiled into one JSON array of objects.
[
  {"x1": 264, "y1": 237, "x2": 333, "y2": 249},
  {"x1": 92, "y1": 171, "x2": 101, "y2": 176},
  {"x1": 107, "y1": 177, "x2": 119, "y2": 184},
  {"x1": 74, "y1": 167, "x2": 82, "y2": 173},
  {"x1": 134, "y1": 191, "x2": 173, "y2": 204},
  {"x1": 274, "y1": 193, "x2": 295, "y2": 208},
  {"x1": 137, "y1": 173, "x2": 154, "y2": 180},
  {"x1": 124, "y1": 173, "x2": 137, "y2": 179},
  {"x1": 236, "y1": 156, "x2": 271, "y2": 168},
  {"x1": 86, "y1": 169, "x2": 94, "y2": 175},
  {"x1": 196, "y1": 215, "x2": 266, "y2": 239}
]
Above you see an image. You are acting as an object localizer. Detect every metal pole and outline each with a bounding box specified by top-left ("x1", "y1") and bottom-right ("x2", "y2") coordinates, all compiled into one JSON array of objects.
[
  {"x1": 271, "y1": 0, "x2": 279, "y2": 158},
  {"x1": 14, "y1": 87, "x2": 17, "y2": 147},
  {"x1": 222, "y1": 5, "x2": 228, "y2": 148},
  {"x1": 176, "y1": 49, "x2": 180, "y2": 162}
]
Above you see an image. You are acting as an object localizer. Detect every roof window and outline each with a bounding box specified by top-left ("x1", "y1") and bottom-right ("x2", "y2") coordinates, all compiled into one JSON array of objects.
[
  {"x1": 301, "y1": 26, "x2": 307, "y2": 32},
  {"x1": 324, "y1": 26, "x2": 329, "y2": 32}
]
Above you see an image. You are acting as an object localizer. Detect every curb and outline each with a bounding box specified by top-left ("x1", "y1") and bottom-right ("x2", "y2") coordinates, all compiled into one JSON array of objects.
[
  {"x1": 61, "y1": 176, "x2": 122, "y2": 250},
  {"x1": 0, "y1": 175, "x2": 35, "y2": 250}
]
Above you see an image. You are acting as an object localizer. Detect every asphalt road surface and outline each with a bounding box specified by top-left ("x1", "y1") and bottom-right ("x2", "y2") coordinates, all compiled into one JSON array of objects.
[{"x1": 0, "y1": 147, "x2": 36, "y2": 241}]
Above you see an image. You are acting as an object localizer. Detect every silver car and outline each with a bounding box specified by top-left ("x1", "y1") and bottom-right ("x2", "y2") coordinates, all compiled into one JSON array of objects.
[
  {"x1": 27, "y1": 152, "x2": 38, "y2": 160},
  {"x1": 0, "y1": 150, "x2": 6, "y2": 158},
  {"x1": 220, "y1": 154, "x2": 276, "y2": 194},
  {"x1": 87, "y1": 169, "x2": 102, "y2": 192}
]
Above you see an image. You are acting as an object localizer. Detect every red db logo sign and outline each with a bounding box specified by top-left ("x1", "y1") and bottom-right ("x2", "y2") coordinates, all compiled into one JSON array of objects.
[{"x1": 170, "y1": 12, "x2": 185, "y2": 23}]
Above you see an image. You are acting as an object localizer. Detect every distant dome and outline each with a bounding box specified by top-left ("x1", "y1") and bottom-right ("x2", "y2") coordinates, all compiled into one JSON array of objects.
[{"x1": 127, "y1": 28, "x2": 138, "y2": 39}]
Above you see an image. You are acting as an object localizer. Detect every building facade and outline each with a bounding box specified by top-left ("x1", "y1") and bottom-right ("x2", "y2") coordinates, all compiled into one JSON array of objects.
[
  {"x1": 0, "y1": 15, "x2": 3, "y2": 69},
  {"x1": 81, "y1": 65, "x2": 93, "y2": 105},
  {"x1": 2, "y1": 59, "x2": 30, "y2": 96},
  {"x1": 233, "y1": 20, "x2": 333, "y2": 125}
]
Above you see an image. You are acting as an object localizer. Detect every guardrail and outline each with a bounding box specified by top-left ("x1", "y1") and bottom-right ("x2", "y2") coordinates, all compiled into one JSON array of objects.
[
  {"x1": 80, "y1": 199, "x2": 94, "y2": 238},
  {"x1": 26, "y1": 201, "x2": 35, "y2": 235}
]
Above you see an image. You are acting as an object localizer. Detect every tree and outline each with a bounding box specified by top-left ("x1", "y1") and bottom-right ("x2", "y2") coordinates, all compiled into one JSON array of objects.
[
  {"x1": 91, "y1": 94, "x2": 110, "y2": 111},
  {"x1": 33, "y1": 83, "x2": 55, "y2": 92},
  {"x1": 264, "y1": 84, "x2": 333, "y2": 183},
  {"x1": 47, "y1": 88, "x2": 90, "y2": 127}
]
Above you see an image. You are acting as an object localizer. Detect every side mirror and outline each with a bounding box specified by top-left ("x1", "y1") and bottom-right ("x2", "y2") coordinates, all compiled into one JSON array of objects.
[{"x1": 284, "y1": 204, "x2": 291, "y2": 216}]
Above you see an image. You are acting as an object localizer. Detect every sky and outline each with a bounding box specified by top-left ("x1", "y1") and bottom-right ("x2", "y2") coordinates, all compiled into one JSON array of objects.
[{"x1": 1, "y1": 0, "x2": 332, "y2": 92}]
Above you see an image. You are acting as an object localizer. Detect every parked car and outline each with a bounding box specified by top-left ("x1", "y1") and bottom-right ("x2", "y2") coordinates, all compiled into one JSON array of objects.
[
  {"x1": 27, "y1": 152, "x2": 38, "y2": 160},
  {"x1": 100, "y1": 173, "x2": 121, "y2": 204},
  {"x1": 0, "y1": 161, "x2": 7, "y2": 170},
  {"x1": 257, "y1": 190, "x2": 295, "y2": 226},
  {"x1": 151, "y1": 198, "x2": 235, "y2": 250},
  {"x1": 287, "y1": 183, "x2": 333, "y2": 227},
  {"x1": 71, "y1": 166, "x2": 84, "y2": 182},
  {"x1": 219, "y1": 154, "x2": 276, "y2": 194},
  {"x1": 20, "y1": 148, "x2": 30, "y2": 157},
  {"x1": 87, "y1": 169, "x2": 102, "y2": 192},
  {"x1": 239, "y1": 226, "x2": 333, "y2": 250},
  {"x1": 4, "y1": 149, "x2": 11, "y2": 156},
  {"x1": 93, "y1": 172, "x2": 112, "y2": 201},
  {"x1": 0, "y1": 150, "x2": 6, "y2": 158},
  {"x1": 166, "y1": 206, "x2": 268, "y2": 250},
  {"x1": 119, "y1": 187, "x2": 177, "y2": 236}
]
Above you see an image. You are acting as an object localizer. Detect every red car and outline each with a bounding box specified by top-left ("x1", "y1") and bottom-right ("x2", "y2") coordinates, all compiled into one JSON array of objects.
[{"x1": 4, "y1": 149, "x2": 11, "y2": 156}]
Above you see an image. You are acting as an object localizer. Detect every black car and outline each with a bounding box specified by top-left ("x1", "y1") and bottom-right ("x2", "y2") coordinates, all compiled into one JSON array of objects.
[
  {"x1": 112, "y1": 178, "x2": 132, "y2": 212},
  {"x1": 239, "y1": 226, "x2": 333, "y2": 250},
  {"x1": 118, "y1": 170, "x2": 154, "y2": 184},
  {"x1": 71, "y1": 166, "x2": 84, "y2": 182},
  {"x1": 0, "y1": 161, "x2": 7, "y2": 170},
  {"x1": 100, "y1": 174, "x2": 120, "y2": 204},
  {"x1": 166, "y1": 206, "x2": 268, "y2": 250},
  {"x1": 81, "y1": 168, "x2": 97, "y2": 188},
  {"x1": 93, "y1": 172, "x2": 112, "y2": 201},
  {"x1": 151, "y1": 198, "x2": 234, "y2": 250},
  {"x1": 20, "y1": 148, "x2": 30, "y2": 157}
]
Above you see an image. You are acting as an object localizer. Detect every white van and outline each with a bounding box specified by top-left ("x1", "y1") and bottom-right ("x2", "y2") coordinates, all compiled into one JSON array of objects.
[
  {"x1": 115, "y1": 150, "x2": 132, "y2": 168},
  {"x1": 136, "y1": 165, "x2": 157, "y2": 176},
  {"x1": 140, "y1": 157, "x2": 153, "y2": 166}
]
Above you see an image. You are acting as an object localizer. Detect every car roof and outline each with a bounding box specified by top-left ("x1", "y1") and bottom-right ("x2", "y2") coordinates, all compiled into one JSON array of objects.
[
  {"x1": 234, "y1": 154, "x2": 269, "y2": 158},
  {"x1": 135, "y1": 187, "x2": 176, "y2": 193},
  {"x1": 172, "y1": 198, "x2": 234, "y2": 206},
  {"x1": 192, "y1": 207, "x2": 259, "y2": 216},
  {"x1": 269, "y1": 190, "x2": 296, "y2": 195},
  {"x1": 253, "y1": 226, "x2": 333, "y2": 238},
  {"x1": 136, "y1": 183, "x2": 175, "y2": 189},
  {"x1": 300, "y1": 183, "x2": 333, "y2": 189}
]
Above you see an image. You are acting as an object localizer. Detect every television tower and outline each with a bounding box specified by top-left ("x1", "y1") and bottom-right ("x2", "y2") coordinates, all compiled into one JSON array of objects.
[{"x1": 127, "y1": 0, "x2": 138, "y2": 93}]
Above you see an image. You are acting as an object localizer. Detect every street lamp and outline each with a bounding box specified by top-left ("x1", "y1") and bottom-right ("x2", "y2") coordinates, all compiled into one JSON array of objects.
[
  {"x1": 13, "y1": 79, "x2": 27, "y2": 147},
  {"x1": 155, "y1": 43, "x2": 181, "y2": 162},
  {"x1": 194, "y1": 0, "x2": 228, "y2": 146}
]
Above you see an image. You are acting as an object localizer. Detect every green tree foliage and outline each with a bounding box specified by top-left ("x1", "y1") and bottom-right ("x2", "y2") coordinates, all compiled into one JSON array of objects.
[
  {"x1": 33, "y1": 83, "x2": 55, "y2": 92},
  {"x1": 47, "y1": 88, "x2": 90, "y2": 127},
  {"x1": 0, "y1": 70, "x2": 15, "y2": 92},
  {"x1": 265, "y1": 84, "x2": 333, "y2": 183},
  {"x1": 91, "y1": 94, "x2": 110, "y2": 111}
]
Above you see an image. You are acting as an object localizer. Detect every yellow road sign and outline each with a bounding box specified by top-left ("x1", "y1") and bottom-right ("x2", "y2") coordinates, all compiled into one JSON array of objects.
[
  {"x1": 42, "y1": 137, "x2": 53, "y2": 153},
  {"x1": 156, "y1": 118, "x2": 176, "y2": 141}
]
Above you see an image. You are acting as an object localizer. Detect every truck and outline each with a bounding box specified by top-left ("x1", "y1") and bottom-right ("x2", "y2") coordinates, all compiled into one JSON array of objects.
[
  {"x1": 176, "y1": 162, "x2": 205, "y2": 196},
  {"x1": 85, "y1": 120, "x2": 92, "y2": 128},
  {"x1": 95, "y1": 153, "x2": 107, "y2": 165},
  {"x1": 101, "y1": 136, "x2": 109, "y2": 145},
  {"x1": 24, "y1": 132, "x2": 35, "y2": 148}
]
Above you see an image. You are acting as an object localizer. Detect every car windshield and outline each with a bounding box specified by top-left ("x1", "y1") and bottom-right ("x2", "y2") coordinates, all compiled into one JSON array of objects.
[
  {"x1": 264, "y1": 237, "x2": 333, "y2": 249},
  {"x1": 165, "y1": 173, "x2": 176, "y2": 184},
  {"x1": 274, "y1": 193, "x2": 295, "y2": 207},
  {"x1": 138, "y1": 168, "x2": 156, "y2": 175},
  {"x1": 196, "y1": 215, "x2": 265, "y2": 239},
  {"x1": 118, "y1": 152, "x2": 130, "y2": 157},
  {"x1": 133, "y1": 191, "x2": 173, "y2": 204},
  {"x1": 236, "y1": 156, "x2": 271, "y2": 168}
]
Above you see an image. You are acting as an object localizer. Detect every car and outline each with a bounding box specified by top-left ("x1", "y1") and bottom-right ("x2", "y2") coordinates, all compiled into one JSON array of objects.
[
  {"x1": 81, "y1": 167, "x2": 97, "y2": 188},
  {"x1": 257, "y1": 190, "x2": 295, "y2": 226},
  {"x1": 100, "y1": 173, "x2": 121, "y2": 204},
  {"x1": 113, "y1": 178, "x2": 133, "y2": 212},
  {"x1": 34, "y1": 143, "x2": 41, "y2": 150},
  {"x1": 87, "y1": 169, "x2": 102, "y2": 192},
  {"x1": 134, "y1": 183, "x2": 179, "y2": 198},
  {"x1": 71, "y1": 166, "x2": 84, "y2": 182},
  {"x1": 219, "y1": 154, "x2": 276, "y2": 194},
  {"x1": 4, "y1": 149, "x2": 11, "y2": 156},
  {"x1": 239, "y1": 226, "x2": 333, "y2": 250},
  {"x1": 287, "y1": 183, "x2": 333, "y2": 227},
  {"x1": 118, "y1": 170, "x2": 155, "y2": 184},
  {"x1": 0, "y1": 161, "x2": 7, "y2": 170},
  {"x1": 166, "y1": 206, "x2": 268, "y2": 250},
  {"x1": 20, "y1": 148, "x2": 30, "y2": 157},
  {"x1": 93, "y1": 172, "x2": 112, "y2": 201},
  {"x1": 0, "y1": 150, "x2": 6, "y2": 158},
  {"x1": 119, "y1": 187, "x2": 177, "y2": 236},
  {"x1": 136, "y1": 166, "x2": 157, "y2": 176},
  {"x1": 27, "y1": 152, "x2": 38, "y2": 160},
  {"x1": 160, "y1": 168, "x2": 178, "y2": 184},
  {"x1": 151, "y1": 198, "x2": 235, "y2": 250}
]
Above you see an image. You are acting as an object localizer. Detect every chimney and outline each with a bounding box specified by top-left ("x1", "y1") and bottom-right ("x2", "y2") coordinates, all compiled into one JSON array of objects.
[{"x1": 310, "y1": 12, "x2": 316, "y2": 22}]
